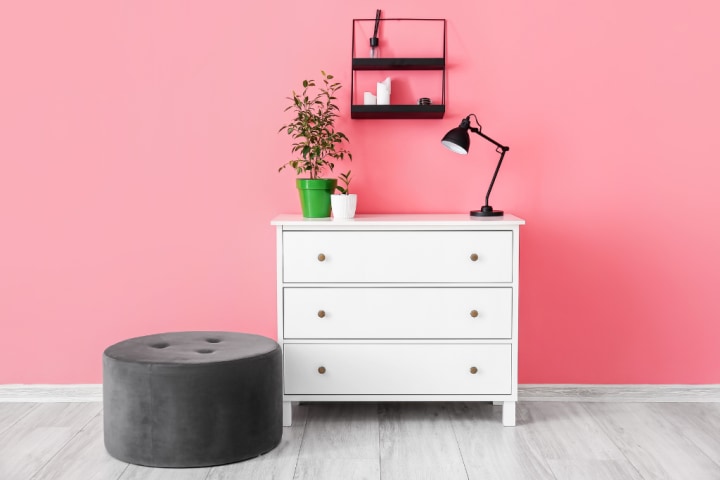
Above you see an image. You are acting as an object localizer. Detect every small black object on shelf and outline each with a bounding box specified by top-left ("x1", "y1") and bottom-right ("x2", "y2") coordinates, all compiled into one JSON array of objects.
[{"x1": 441, "y1": 114, "x2": 509, "y2": 217}]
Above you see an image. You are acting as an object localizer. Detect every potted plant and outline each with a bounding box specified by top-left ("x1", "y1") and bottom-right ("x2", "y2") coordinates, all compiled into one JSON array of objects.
[
  {"x1": 331, "y1": 170, "x2": 357, "y2": 220},
  {"x1": 279, "y1": 71, "x2": 352, "y2": 218}
]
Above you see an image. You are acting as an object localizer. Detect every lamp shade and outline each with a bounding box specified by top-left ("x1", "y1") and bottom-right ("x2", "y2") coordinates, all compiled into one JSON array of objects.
[{"x1": 441, "y1": 127, "x2": 470, "y2": 154}]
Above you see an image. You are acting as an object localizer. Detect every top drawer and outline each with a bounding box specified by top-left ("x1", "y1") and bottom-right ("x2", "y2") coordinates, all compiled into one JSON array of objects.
[{"x1": 282, "y1": 230, "x2": 513, "y2": 283}]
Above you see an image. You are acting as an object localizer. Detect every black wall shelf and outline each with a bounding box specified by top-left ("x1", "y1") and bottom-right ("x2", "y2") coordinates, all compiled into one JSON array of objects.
[
  {"x1": 352, "y1": 58, "x2": 445, "y2": 71},
  {"x1": 351, "y1": 105, "x2": 445, "y2": 119},
  {"x1": 351, "y1": 18, "x2": 446, "y2": 119}
]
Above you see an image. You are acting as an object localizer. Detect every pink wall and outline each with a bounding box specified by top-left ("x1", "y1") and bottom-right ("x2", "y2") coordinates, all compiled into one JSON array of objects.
[{"x1": 2, "y1": 1, "x2": 719, "y2": 384}]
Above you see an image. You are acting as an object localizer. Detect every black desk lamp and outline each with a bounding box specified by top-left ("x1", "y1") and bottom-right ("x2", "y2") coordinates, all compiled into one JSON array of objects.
[{"x1": 441, "y1": 114, "x2": 509, "y2": 217}]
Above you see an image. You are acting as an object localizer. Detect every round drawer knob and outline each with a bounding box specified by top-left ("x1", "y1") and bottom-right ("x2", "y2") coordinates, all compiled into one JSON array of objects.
[
  {"x1": 318, "y1": 366, "x2": 326, "y2": 374},
  {"x1": 317, "y1": 253, "x2": 326, "y2": 262},
  {"x1": 470, "y1": 310, "x2": 479, "y2": 318},
  {"x1": 317, "y1": 310, "x2": 326, "y2": 318},
  {"x1": 470, "y1": 366, "x2": 478, "y2": 374},
  {"x1": 470, "y1": 253, "x2": 479, "y2": 262}
]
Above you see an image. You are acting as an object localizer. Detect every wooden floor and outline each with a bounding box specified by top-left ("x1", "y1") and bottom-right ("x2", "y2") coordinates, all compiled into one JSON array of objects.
[{"x1": 1, "y1": 401, "x2": 720, "y2": 479}]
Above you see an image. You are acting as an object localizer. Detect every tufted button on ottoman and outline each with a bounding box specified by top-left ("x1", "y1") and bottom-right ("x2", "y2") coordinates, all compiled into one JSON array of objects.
[{"x1": 103, "y1": 331, "x2": 282, "y2": 467}]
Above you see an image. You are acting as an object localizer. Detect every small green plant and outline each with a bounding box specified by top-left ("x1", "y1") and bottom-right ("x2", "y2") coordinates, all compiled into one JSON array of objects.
[
  {"x1": 336, "y1": 170, "x2": 352, "y2": 195},
  {"x1": 278, "y1": 71, "x2": 352, "y2": 179}
]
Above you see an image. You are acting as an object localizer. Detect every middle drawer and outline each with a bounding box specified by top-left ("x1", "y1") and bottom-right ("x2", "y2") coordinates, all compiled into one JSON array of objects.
[{"x1": 284, "y1": 287, "x2": 513, "y2": 339}]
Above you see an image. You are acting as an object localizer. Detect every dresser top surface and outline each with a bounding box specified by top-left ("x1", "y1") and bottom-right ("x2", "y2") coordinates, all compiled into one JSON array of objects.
[{"x1": 272, "y1": 213, "x2": 525, "y2": 227}]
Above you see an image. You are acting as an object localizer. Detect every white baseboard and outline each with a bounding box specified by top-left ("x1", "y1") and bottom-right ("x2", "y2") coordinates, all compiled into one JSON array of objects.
[
  {"x1": 1, "y1": 384, "x2": 719, "y2": 403},
  {"x1": 519, "y1": 384, "x2": 720, "y2": 402},
  {"x1": 0, "y1": 384, "x2": 102, "y2": 402}
]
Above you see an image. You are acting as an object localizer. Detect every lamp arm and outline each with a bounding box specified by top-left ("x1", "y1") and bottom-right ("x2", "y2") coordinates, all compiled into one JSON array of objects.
[
  {"x1": 468, "y1": 126, "x2": 509, "y2": 152},
  {"x1": 467, "y1": 126, "x2": 509, "y2": 207},
  {"x1": 483, "y1": 146, "x2": 507, "y2": 208}
]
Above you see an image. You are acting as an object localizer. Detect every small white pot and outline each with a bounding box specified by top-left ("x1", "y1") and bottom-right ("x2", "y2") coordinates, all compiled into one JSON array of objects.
[{"x1": 331, "y1": 194, "x2": 357, "y2": 220}]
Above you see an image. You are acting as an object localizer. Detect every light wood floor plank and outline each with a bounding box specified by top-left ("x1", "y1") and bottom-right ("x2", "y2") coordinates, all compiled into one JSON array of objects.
[
  {"x1": 293, "y1": 403, "x2": 379, "y2": 480},
  {"x1": 379, "y1": 402, "x2": 467, "y2": 480},
  {"x1": 118, "y1": 465, "x2": 210, "y2": 480},
  {"x1": 207, "y1": 402, "x2": 309, "y2": 480},
  {"x1": 647, "y1": 402, "x2": 720, "y2": 467},
  {"x1": 0, "y1": 403, "x2": 37, "y2": 436},
  {"x1": 31, "y1": 410, "x2": 128, "y2": 480},
  {"x1": 449, "y1": 402, "x2": 556, "y2": 480},
  {"x1": 528, "y1": 402, "x2": 644, "y2": 480},
  {"x1": 0, "y1": 402, "x2": 102, "y2": 480},
  {"x1": 585, "y1": 402, "x2": 720, "y2": 479}
]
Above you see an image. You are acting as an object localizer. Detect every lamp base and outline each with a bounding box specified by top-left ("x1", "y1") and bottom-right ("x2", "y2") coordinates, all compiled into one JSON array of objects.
[{"x1": 470, "y1": 206, "x2": 504, "y2": 217}]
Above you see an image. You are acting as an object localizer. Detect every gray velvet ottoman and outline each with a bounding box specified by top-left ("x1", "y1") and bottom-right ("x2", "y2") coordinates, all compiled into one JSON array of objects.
[{"x1": 103, "y1": 331, "x2": 282, "y2": 467}]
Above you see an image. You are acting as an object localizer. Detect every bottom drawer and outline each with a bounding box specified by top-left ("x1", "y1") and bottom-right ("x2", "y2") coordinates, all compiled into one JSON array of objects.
[{"x1": 283, "y1": 343, "x2": 511, "y2": 395}]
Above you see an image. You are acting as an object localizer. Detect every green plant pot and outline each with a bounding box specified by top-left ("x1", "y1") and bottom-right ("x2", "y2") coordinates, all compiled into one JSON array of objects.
[{"x1": 296, "y1": 178, "x2": 338, "y2": 218}]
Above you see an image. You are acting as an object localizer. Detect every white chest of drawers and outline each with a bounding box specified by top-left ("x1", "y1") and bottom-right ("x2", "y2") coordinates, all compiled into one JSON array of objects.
[{"x1": 272, "y1": 213, "x2": 525, "y2": 426}]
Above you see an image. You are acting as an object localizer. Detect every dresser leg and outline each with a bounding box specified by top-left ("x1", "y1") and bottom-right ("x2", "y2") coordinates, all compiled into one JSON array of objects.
[
  {"x1": 283, "y1": 401, "x2": 292, "y2": 427},
  {"x1": 502, "y1": 401, "x2": 516, "y2": 426}
]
